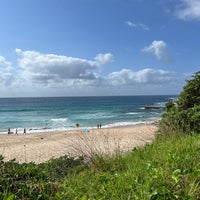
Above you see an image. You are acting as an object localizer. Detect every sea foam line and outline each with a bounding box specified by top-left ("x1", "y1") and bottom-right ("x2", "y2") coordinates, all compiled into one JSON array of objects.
[{"x1": 0, "y1": 117, "x2": 161, "y2": 135}]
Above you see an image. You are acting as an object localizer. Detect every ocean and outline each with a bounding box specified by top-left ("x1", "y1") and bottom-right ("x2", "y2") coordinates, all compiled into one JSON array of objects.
[{"x1": 0, "y1": 95, "x2": 176, "y2": 134}]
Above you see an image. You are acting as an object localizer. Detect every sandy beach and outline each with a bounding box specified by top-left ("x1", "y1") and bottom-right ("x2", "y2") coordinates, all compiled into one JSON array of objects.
[{"x1": 0, "y1": 125, "x2": 158, "y2": 163}]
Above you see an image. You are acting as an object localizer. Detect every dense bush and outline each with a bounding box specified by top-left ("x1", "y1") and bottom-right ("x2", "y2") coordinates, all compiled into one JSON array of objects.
[
  {"x1": 0, "y1": 155, "x2": 84, "y2": 199},
  {"x1": 161, "y1": 105, "x2": 200, "y2": 134},
  {"x1": 178, "y1": 71, "x2": 200, "y2": 111},
  {"x1": 161, "y1": 71, "x2": 200, "y2": 134}
]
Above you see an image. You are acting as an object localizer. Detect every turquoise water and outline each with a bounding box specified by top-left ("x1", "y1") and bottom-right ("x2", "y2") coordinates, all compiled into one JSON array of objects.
[{"x1": 0, "y1": 95, "x2": 176, "y2": 134}]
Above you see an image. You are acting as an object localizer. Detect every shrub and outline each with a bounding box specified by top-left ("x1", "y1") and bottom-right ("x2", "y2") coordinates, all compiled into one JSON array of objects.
[
  {"x1": 161, "y1": 71, "x2": 200, "y2": 134},
  {"x1": 0, "y1": 155, "x2": 84, "y2": 199},
  {"x1": 177, "y1": 71, "x2": 200, "y2": 111}
]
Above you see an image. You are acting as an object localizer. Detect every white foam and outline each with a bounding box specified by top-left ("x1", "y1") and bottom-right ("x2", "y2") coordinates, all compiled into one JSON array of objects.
[
  {"x1": 102, "y1": 121, "x2": 147, "y2": 128},
  {"x1": 74, "y1": 113, "x2": 114, "y2": 120},
  {"x1": 51, "y1": 118, "x2": 69, "y2": 122},
  {"x1": 126, "y1": 112, "x2": 139, "y2": 115}
]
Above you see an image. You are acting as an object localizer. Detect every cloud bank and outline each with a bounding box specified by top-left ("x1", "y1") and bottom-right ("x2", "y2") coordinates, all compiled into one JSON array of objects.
[
  {"x1": 15, "y1": 49, "x2": 113, "y2": 84},
  {"x1": 14, "y1": 49, "x2": 175, "y2": 87},
  {"x1": 108, "y1": 68, "x2": 176, "y2": 86},
  {"x1": 0, "y1": 49, "x2": 177, "y2": 96}
]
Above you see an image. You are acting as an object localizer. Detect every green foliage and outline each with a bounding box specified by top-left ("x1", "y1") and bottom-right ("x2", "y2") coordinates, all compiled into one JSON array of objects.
[
  {"x1": 42, "y1": 155, "x2": 84, "y2": 180},
  {"x1": 178, "y1": 71, "x2": 200, "y2": 111},
  {"x1": 165, "y1": 101, "x2": 176, "y2": 112},
  {"x1": 0, "y1": 155, "x2": 84, "y2": 199},
  {"x1": 161, "y1": 105, "x2": 200, "y2": 134},
  {"x1": 161, "y1": 71, "x2": 200, "y2": 134},
  {"x1": 60, "y1": 133, "x2": 200, "y2": 199}
]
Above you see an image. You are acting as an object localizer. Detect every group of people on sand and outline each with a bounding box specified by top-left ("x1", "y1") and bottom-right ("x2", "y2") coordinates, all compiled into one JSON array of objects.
[
  {"x1": 97, "y1": 124, "x2": 102, "y2": 129},
  {"x1": 76, "y1": 122, "x2": 102, "y2": 129},
  {"x1": 8, "y1": 128, "x2": 26, "y2": 135}
]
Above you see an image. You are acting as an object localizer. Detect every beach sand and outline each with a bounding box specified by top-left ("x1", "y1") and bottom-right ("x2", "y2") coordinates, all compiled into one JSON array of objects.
[{"x1": 0, "y1": 125, "x2": 158, "y2": 163}]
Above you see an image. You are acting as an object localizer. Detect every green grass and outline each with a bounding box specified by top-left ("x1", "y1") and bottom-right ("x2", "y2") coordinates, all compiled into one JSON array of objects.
[
  {"x1": 0, "y1": 132, "x2": 200, "y2": 200},
  {"x1": 61, "y1": 133, "x2": 200, "y2": 200}
]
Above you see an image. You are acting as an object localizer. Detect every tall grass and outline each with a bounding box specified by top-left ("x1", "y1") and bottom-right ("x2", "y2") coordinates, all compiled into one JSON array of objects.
[
  {"x1": 61, "y1": 132, "x2": 200, "y2": 199},
  {"x1": 68, "y1": 130, "x2": 125, "y2": 168}
]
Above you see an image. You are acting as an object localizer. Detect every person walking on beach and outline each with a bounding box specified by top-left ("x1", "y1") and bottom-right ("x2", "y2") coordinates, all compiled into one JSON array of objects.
[
  {"x1": 15, "y1": 129, "x2": 18, "y2": 135},
  {"x1": 8, "y1": 128, "x2": 14, "y2": 134},
  {"x1": 23, "y1": 128, "x2": 26, "y2": 135}
]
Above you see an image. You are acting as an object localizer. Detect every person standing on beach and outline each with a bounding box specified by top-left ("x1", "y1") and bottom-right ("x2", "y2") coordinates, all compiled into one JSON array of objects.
[
  {"x1": 15, "y1": 129, "x2": 18, "y2": 135},
  {"x1": 23, "y1": 128, "x2": 26, "y2": 135}
]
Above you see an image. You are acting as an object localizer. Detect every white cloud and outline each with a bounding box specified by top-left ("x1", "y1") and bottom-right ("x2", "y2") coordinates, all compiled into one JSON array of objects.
[
  {"x1": 125, "y1": 21, "x2": 137, "y2": 27},
  {"x1": 125, "y1": 21, "x2": 149, "y2": 31},
  {"x1": 138, "y1": 23, "x2": 150, "y2": 31},
  {"x1": 15, "y1": 49, "x2": 113, "y2": 84},
  {"x1": 142, "y1": 40, "x2": 169, "y2": 61},
  {"x1": 0, "y1": 56, "x2": 14, "y2": 86},
  {"x1": 94, "y1": 53, "x2": 113, "y2": 65},
  {"x1": 0, "y1": 56, "x2": 13, "y2": 71},
  {"x1": 175, "y1": 0, "x2": 200, "y2": 20},
  {"x1": 108, "y1": 68, "x2": 176, "y2": 86}
]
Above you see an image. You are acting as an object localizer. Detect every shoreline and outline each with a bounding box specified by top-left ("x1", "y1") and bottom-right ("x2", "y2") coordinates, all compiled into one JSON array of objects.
[
  {"x1": 0, "y1": 124, "x2": 158, "y2": 163},
  {"x1": 0, "y1": 118, "x2": 160, "y2": 135}
]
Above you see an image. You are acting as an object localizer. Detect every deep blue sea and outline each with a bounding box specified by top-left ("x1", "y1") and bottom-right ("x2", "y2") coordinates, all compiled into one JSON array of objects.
[{"x1": 0, "y1": 95, "x2": 176, "y2": 134}]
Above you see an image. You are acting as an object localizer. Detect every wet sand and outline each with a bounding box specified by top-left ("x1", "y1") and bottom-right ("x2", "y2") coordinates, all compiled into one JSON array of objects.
[{"x1": 0, "y1": 125, "x2": 158, "y2": 163}]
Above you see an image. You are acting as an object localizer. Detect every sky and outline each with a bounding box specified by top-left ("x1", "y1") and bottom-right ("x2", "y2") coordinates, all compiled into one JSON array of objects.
[{"x1": 0, "y1": 0, "x2": 200, "y2": 97}]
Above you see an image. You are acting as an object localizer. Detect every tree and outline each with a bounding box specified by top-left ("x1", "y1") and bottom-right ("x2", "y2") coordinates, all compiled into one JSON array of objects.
[
  {"x1": 177, "y1": 71, "x2": 200, "y2": 111},
  {"x1": 165, "y1": 101, "x2": 175, "y2": 112},
  {"x1": 161, "y1": 71, "x2": 200, "y2": 134}
]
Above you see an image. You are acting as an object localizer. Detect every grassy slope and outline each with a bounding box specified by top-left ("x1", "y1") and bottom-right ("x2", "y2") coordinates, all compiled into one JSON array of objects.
[
  {"x1": 0, "y1": 133, "x2": 200, "y2": 200},
  {"x1": 62, "y1": 133, "x2": 200, "y2": 200}
]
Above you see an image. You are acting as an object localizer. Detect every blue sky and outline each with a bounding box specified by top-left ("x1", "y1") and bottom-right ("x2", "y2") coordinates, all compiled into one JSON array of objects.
[{"x1": 0, "y1": 0, "x2": 200, "y2": 97}]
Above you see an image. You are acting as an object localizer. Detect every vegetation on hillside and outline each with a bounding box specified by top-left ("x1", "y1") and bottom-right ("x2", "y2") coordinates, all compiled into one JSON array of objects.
[
  {"x1": 161, "y1": 71, "x2": 200, "y2": 134},
  {"x1": 0, "y1": 133, "x2": 199, "y2": 199}
]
